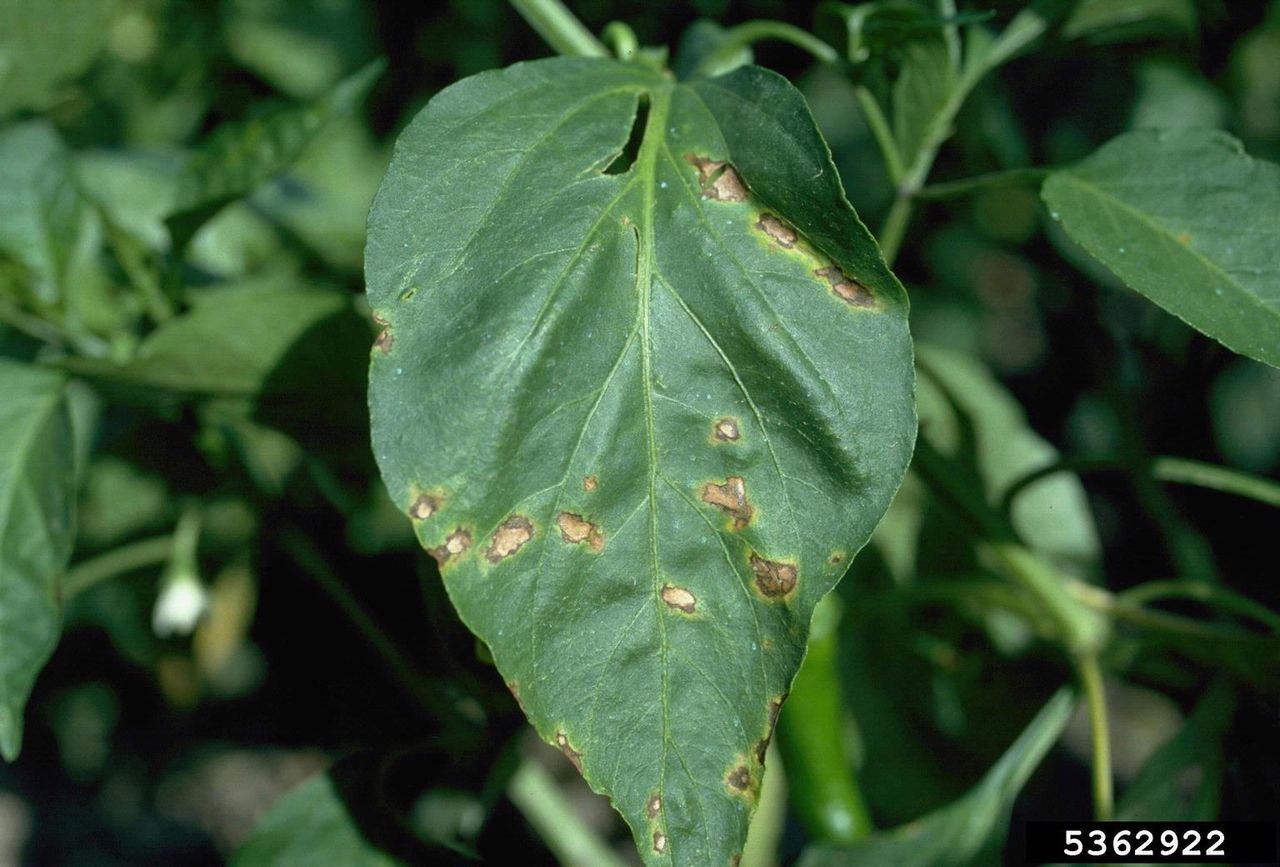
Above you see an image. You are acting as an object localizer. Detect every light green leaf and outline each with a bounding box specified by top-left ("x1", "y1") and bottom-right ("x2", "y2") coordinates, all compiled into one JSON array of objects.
[
  {"x1": 222, "y1": 0, "x2": 375, "y2": 99},
  {"x1": 165, "y1": 60, "x2": 384, "y2": 254},
  {"x1": 232, "y1": 773, "x2": 402, "y2": 866},
  {"x1": 1064, "y1": 0, "x2": 1197, "y2": 43},
  {"x1": 0, "y1": 0, "x2": 118, "y2": 118},
  {"x1": 0, "y1": 359, "x2": 76, "y2": 760},
  {"x1": 60, "y1": 277, "x2": 350, "y2": 396},
  {"x1": 1043, "y1": 128, "x2": 1280, "y2": 368},
  {"x1": 797, "y1": 688, "x2": 1075, "y2": 867},
  {"x1": 366, "y1": 58, "x2": 915, "y2": 866},
  {"x1": 1130, "y1": 60, "x2": 1227, "y2": 132},
  {"x1": 872, "y1": 344, "x2": 1099, "y2": 584}
]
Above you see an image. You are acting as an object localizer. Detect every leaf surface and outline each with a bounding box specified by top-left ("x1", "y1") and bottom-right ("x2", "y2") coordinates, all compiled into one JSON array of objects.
[
  {"x1": 0, "y1": 0, "x2": 117, "y2": 118},
  {"x1": 232, "y1": 773, "x2": 402, "y2": 867},
  {"x1": 1042, "y1": 128, "x2": 1280, "y2": 368},
  {"x1": 0, "y1": 360, "x2": 75, "y2": 760},
  {"x1": 366, "y1": 58, "x2": 915, "y2": 865}
]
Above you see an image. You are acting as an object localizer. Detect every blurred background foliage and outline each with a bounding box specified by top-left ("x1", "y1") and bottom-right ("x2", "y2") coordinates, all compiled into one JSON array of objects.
[{"x1": 0, "y1": 0, "x2": 1278, "y2": 864}]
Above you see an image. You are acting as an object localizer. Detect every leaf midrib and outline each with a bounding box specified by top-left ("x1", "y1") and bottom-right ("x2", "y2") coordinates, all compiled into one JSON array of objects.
[{"x1": 0, "y1": 379, "x2": 63, "y2": 721}]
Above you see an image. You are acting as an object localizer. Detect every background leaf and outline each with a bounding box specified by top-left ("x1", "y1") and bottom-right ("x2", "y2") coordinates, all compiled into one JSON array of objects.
[
  {"x1": 1043, "y1": 128, "x2": 1280, "y2": 368},
  {"x1": 60, "y1": 278, "x2": 353, "y2": 397},
  {"x1": 165, "y1": 59, "x2": 384, "y2": 253},
  {"x1": 0, "y1": 0, "x2": 118, "y2": 118},
  {"x1": 232, "y1": 772, "x2": 403, "y2": 867},
  {"x1": 366, "y1": 57, "x2": 915, "y2": 865},
  {"x1": 1063, "y1": 0, "x2": 1198, "y2": 44},
  {"x1": 0, "y1": 359, "x2": 75, "y2": 760},
  {"x1": 797, "y1": 688, "x2": 1075, "y2": 867}
]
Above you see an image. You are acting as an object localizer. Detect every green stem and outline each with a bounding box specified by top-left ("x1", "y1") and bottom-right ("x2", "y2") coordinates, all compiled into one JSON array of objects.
[
  {"x1": 1066, "y1": 579, "x2": 1278, "y2": 647},
  {"x1": 601, "y1": 21, "x2": 638, "y2": 61},
  {"x1": 854, "y1": 87, "x2": 905, "y2": 185},
  {"x1": 63, "y1": 535, "x2": 174, "y2": 599},
  {"x1": 915, "y1": 167, "x2": 1051, "y2": 200},
  {"x1": 776, "y1": 595, "x2": 874, "y2": 844},
  {"x1": 1153, "y1": 457, "x2": 1280, "y2": 509},
  {"x1": 1001, "y1": 455, "x2": 1280, "y2": 515},
  {"x1": 695, "y1": 20, "x2": 839, "y2": 78},
  {"x1": 1119, "y1": 580, "x2": 1280, "y2": 636},
  {"x1": 1076, "y1": 655, "x2": 1113, "y2": 821},
  {"x1": 913, "y1": 438, "x2": 1108, "y2": 655},
  {"x1": 508, "y1": 0, "x2": 608, "y2": 58},
  {"x1": 507, "y1": 759, "x2": 627, "y2": 867},
  {"x1": 872, "y1": 6, "x2": 1052, "y2": 263}
]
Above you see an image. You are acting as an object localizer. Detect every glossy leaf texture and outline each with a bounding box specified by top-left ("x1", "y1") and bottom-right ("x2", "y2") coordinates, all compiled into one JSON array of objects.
[
  {"x1": 797, "y1": 688, "x2": 1074, "y2": 867},
  {"x1": 1043, "y1": 128, "x2": 1280, "y2": 369},
  {"x1": 232, "y1": 773, "x2": 402, "y2": 867},
  {"x1": 366, "y1": 58, "x2": 915, "y2": 865},
  {"x1": 0, "y1": 360, "x2": 76, "y2": 760}
]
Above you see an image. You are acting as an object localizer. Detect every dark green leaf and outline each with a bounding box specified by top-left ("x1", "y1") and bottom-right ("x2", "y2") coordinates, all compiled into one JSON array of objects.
[
  {"x1": 0, "y1": 359, "x2": 75, "y2": 760},
  {"x1": 1043, "y1": 128, "x2": 1280, "y2": 368},
  {"x1": 797, "y1": 688, "x2": 1075, "y2": 867},
  {"x1": 165, "y1": 60, "x2": 384, "y2": 254},
  {"x1": 0, "y1": 0, "x2": 117, "y2": 118},
  {"x1": 232, "y1": 772, "x2": 403, "y2": 867},
  {"x1": 366, "y1": 58, "x2": 915, "y2": 866}
]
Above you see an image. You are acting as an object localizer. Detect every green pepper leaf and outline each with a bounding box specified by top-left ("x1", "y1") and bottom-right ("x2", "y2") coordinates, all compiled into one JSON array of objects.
[
  {"x1": 366, "y1": 58, "x2": 915, "y2": 865},
  {"x1": 165, "y1": 60, "x2": 384, "y2": 255},
  {"x1": 232, "y1": 772, "x2": 403, "y2": 867},
  {"x1": 0, "y1": 0, "x2": 117, "y2": 119},
  {"x1": 797, "y1": 688, "x2": 1075, "y2": 867},
  {"x1": 1043, "y1": 128, "x2": 1280, "y2": 369},
  {"x1": 0, "y1": 359, "x2": 76, "y2": 760}
]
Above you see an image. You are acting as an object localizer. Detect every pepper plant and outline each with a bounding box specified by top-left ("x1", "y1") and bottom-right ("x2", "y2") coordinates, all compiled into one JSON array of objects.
[{"x1": 1, "y1": 0, "x2": 1278, "y2": 865}]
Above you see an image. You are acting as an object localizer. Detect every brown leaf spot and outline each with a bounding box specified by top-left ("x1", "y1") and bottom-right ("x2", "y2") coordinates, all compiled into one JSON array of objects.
[
  {"x1": 556, "y1": 511, "x2": 604, "y2": 551},
  {"x1": 583, "y1": 474, "x2": 598, "y2": 492},
  {"x1": 646, "y1": 794, "x2": 662, "y2": 818},
  {"x1": 556, "y1": 731, "x2": 583, "y2": 772},
  {"x1": 506, "y1": 680, "x2": 527, "y2": 715},
  {"x1": 1177, "y1": 231, "x2": 1192, "y2": 244},
  {"x1": 750, "y1": 554, "x2": 797, "y2": 598},
  {"x1": 701, "y1": 476, "x2": 753, "y2": 529},
  {"x1": 685, "y1": 153, "x2": 748, "y2": 202},
  {"x1": 372, "y1": 311, "x2": 394, "y2": 353},
  {"x1": 713, "y1": 417, "x2": 740, "y2": 442},
  {"x1": 756, "y1": 698, "x2": 783, "y2": 764},
  {"x1": 727, "y1": 765, "x2": 752, "y2": 792},
  {"x1": 430, "y1": 528, "x2": 472, "y2": 566},
  {"x1": 409, "y1": 493, "x2": 440, "y2": 520},
  {"x1": 762, "y1": 638, "x2": 774, "y2": 650},
  {"x1": 653, "y1": 831, "x2": 668, "y2": 854},
  {"x1": 485, "y1": 515, "x2": 534, "y2": 563},
  {"x1": 661, "y1": 584, "x2": 697, "y2": 614},
  {"x1": 815, "y1": 265, "x2": 875, "y2": 308},
  {"x1": 622, "y1": 215, "x2": 631, "y2": 226},
  {"x1": 829, "y1": 550, "x2": 845, "y2": 565},
  {"x1": 756, "y1": 213, "x2": 797, "y2": 248}
]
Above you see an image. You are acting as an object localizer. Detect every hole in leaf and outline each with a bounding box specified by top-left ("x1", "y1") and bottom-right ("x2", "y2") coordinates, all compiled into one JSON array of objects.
[{"x1": 603, "y1": 93, "x2": 650, "y2": 175}]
